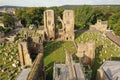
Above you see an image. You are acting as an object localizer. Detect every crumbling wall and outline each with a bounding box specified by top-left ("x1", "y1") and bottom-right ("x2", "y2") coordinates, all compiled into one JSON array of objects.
[
  {"x1": 18, "y1": 42, "x2": 32, "y2": 68},
  {"x1": 44, "y1": 10, "x2": 55, "y2": 40},
  {"x1": 96, "y1": 69, "x2": 106, "y2": 80},
  {"x1": 63, "y1": 10, "x2": 74, "y2": 41},
  {"x1": 76, "y1": 41, "x2": 95, "y2": 66},
  {"x1": 43, "y1": 9, "x2": 75, "y2": 41},
  {"x1": 90, "y1": 20, "x2": 108, "y2": 32},
  {"x1": 27, "y1": 43, "x2": 45, "y2": 80},
  {"x1": 27, "y1": 53, "x2": 45, "y2": 80}
]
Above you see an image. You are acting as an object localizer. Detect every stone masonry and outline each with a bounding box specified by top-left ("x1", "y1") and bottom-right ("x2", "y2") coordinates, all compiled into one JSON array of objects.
[
  {"x1": 63, "y1": 10, "x2": 74, "y2": 41},
  {"x1": 90, "y1": 20, "x2": 108, "y2": 33},
  {"x1": 18, "y1": 42, "x2": 32, "y2": 68},
  {"x1": 44, "y1": 10, "x2": 55, "y2": 40},
  {"x1": 76, "y1": 41, "x2": 95, "y2": 66},
  {"x1": 44, "y1": 9, "x2": 74, "y2": 41}
]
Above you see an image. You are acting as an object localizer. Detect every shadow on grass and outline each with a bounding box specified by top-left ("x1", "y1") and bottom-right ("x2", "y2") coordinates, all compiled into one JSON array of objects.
[
  {"x1": 75, "y1": 29, "x2": 89, "y2": 39},
  {"x1": 110, "y1": 57, "x2": 120, "y2": 60},
  {"x1": 45, "y1": 61, "x2": 54, "y2": 80},
  {"x1": 91, "y1": 45, "x2": 103, "y2": 80},
  {"x1": 43, "y1": 41, "x2": 64, "y2": 58}
]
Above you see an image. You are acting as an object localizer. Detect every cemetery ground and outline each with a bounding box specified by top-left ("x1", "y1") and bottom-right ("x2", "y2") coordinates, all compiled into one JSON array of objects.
[
  {"x1": 0, "y1": 31, "x2": 120, "y2": 80},
  {"x1": 0, "y1": 41, "x2": 21, "y2": 80}
]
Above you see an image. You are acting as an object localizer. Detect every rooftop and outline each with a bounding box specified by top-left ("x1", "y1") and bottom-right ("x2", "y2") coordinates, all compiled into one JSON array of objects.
[
  {"x1": 16, "y1": 68, "x2": 31, "y2": 80},
  {"x1": 100, "y1": 61, "x2": 120, "y2": 80},
  {"x1": 105, "y1": 31, "x2": 120, "y2": 47}
]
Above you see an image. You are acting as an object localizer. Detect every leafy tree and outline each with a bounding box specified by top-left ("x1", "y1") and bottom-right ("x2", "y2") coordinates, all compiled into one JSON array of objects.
[
  {"x1": 114, "y1": 20, "x2": 120, "y2": 36},
  {"x1": 15, "y1": 7, "x2": 46, "y2": 27},
  {"x1": 74, "y1": 5, "x2": 94, "y2": 29},
  {"x1": 2, "y1": 13, "x2": 15, "y2": 28},
  {"x1": 109, "y1": 13, "x2": 120, "y2": 36}
]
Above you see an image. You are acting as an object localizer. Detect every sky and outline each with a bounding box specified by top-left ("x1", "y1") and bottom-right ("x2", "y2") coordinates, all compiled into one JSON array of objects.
[{"x1": 0, "y1": 0, "x2": 120, "y2": 7}]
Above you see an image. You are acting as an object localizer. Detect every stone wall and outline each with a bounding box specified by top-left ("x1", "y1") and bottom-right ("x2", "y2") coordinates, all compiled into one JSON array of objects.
[
  {"x1": 44, "y1": 10, "x2": 55, "y2": 40},
  {"x1": 18, "y1": 42, "x2": 32, "y2": 68},
  {"x1": 18, "y1": 37, "x2": 45, "y2": 79},
  {"x1": 90, "y1": 20, "x2": 108, "y2": 33},
  {"x1": 76, "y1": 41, "x2": 95, "y2": 66},
  {"x1": 27, "y1": 53, "x2": 45, "y2": 80},
  {"x1": 43, "y1": 9, "x2": 75, "y2": 41},
  {"x1": 27, "y1": 43, "x2": 45, "y2": 80},
  {"x1": 96, "y1": 69, "x2": 106, "y2": 80},
  {"x1": 63, "y1": 10, "x2": 74, "y2": 41}
]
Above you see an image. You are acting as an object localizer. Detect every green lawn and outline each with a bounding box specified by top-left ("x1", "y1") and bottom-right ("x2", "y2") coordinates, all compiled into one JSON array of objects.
[
  {"x1": 44, "y1": 31, "x2": 120, "y2": 80},
  {"x1": 44, "y1": 41, "x2": 76, "y2": 80}
]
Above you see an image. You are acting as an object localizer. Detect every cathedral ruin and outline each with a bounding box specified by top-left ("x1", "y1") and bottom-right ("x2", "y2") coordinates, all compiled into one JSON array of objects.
[
  {"x1": 44, "y1": 10, "x2": 55, "y2": 40},
  {"x1": 16, "y1": 9, "x2": 109, "y2": 80},
  {"x1": 16, "y1": 9, "x2": 75, "y2": 80},
  {"x1": 44, "y1": 10, "x2": 74, "y2": 41}
]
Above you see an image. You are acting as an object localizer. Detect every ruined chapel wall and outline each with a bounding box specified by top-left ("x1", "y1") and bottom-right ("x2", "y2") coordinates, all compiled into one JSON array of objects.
[
  {"x1": 76, "y1": 41, "x2": 95, "y2": 66},
  {"x1": 63, "y1": 10, "x2": 74, "y2": 41},
  {"x1": 18, "y1": 42, "x2": 32, "y2": 68},
  {"x1": 90, "y1": 20, "x2": 108, "y2": 32},
  {"x1": 27, "y1": 53, "x2": 44, "y2": 80},
  {"x1": 44, "y1": 10, "x2": 55, "y2": 40}
]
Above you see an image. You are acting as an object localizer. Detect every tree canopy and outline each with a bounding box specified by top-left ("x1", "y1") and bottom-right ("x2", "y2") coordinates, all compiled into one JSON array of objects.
[
  {"x1": 15, "y1": 7, "x2": 46, "y2": 27},
  {"x1": 109, "y1": 13, "x2": 120, "y2": 36},
  {"x1": 15, "y1": 6, "x2": 120, "y2": 36},
  {"x1": 2, "y1": 13, "x2": 15, "y2": 28}
]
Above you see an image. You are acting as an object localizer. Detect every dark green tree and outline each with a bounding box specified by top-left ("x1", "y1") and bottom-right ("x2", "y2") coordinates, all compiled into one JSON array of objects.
[
  {"x1": 15, "y1": 7, "x2": 46, "y2": 27},
  {"x1": 109, "y1": 13, "x2": 120, "y2": 36},
  {"x1": 74, "y1": 5, "x2": 94, "y2": 29},
  {"x1": 2, "y1": 13, "x2": 15, "y2": 28}
]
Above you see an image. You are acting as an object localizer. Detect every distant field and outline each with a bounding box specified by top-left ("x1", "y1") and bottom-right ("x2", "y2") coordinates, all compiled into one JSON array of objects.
[{"x1": 44, "y1": 31, "x2": 120, "y2": 80}]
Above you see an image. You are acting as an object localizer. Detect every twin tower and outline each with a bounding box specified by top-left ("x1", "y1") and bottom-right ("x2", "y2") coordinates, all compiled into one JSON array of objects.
[{"x1": 44, "y1": 10, "x2": 74, "y2": 41}]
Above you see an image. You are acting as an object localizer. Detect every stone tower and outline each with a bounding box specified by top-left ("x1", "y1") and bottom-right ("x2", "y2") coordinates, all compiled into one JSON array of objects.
[
  {"x1": 44, "y1": 10, "x2": 55, "y2": 40},
  {"x1": 63, "y1": 10, "x2": 74, "y2": 41}
]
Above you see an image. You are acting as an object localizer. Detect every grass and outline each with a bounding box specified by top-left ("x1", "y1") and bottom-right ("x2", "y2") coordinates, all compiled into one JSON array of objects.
[
  {"x1": 44, "y1": 31, "x2": 120, "y2": 80},
  {"x1": 44, "y1": 41, "x2": 76, "y2": 80}
]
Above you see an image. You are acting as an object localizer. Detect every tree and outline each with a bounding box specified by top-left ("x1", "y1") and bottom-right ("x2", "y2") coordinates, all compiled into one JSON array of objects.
[
  {"x1": 114, "y1": 20, "x2": 120, "y2": 36},
  {"x1": 2, "y1": 13, "x2": 15, "y2": 28},
  {"x1": 15, "y1": 7, "x2": 46, "y2": 27},
  {"x1": 109, "y1": 13, "x2": 120, "y2": 36},
  {"x1": 73, "y1": 5, "x2": 94, "y2": 29}
]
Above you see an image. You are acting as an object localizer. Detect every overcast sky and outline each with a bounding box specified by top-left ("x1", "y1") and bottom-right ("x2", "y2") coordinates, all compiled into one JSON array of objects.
[{"x1": 0, "y1": 0, "x2": 120, "y2": 7}]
